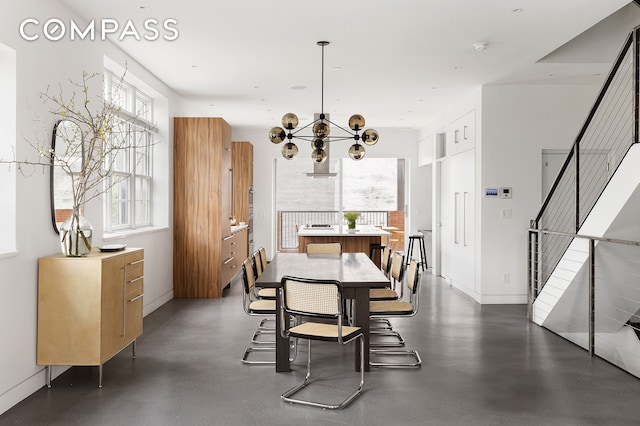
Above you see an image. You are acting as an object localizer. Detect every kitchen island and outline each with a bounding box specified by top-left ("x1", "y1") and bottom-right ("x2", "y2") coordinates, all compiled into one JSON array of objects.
[{"x1": 297, "y1": 225, "x2": 391, "y2": 265}]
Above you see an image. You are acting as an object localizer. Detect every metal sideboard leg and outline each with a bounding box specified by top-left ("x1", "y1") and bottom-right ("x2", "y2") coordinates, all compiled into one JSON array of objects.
[{"x1": 46, "y1": 366, "x2": 52, "y2": 388}]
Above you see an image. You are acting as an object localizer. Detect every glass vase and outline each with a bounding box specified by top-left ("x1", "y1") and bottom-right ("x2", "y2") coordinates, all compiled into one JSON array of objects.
[
  {"x1": 347, "y1": 220, "x2": 356, "y2": 230},
  {"x1": 59, "y1": 207, "x2": 93, "y2": 257}
]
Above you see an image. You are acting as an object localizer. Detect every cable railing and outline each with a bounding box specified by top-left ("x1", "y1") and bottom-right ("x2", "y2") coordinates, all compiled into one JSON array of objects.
[
  {"x1": 530, "y1": 27, "x2": 638, "y2": 296},
  {"x1": 277, "y1": 210, "x2": 390, "y2": 250},
  {"x1": 528, "y1": 228, "x2": 640, "y2": 378}
]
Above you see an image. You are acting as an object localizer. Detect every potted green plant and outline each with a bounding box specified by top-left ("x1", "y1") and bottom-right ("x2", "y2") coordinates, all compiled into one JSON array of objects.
[{"x1": 343, "y1": 211, "x2": 360, "y2": 230}]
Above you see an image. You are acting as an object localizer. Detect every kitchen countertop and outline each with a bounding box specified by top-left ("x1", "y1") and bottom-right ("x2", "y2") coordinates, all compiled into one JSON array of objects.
[
  {"x1": 230, "y1": 224, "x2": 248, "y2": 233},
  {"x1": 297, "y1": 225, "x2": 391, "y2": 237}
]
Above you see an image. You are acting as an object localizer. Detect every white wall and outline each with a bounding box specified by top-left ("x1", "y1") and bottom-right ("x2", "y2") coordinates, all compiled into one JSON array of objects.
[
  {"x1": 0, "y1": 0, "x2": 177, "y2": 414},
  {"x1": 478, "y1": 84, "x2": 599, "y2": 303},
  {"x1": 417, "y1": 84, "x2": 599, "y2": 304},
  {"x1": 418, "y1": 88, "x2": 483, "y2": 299},
  {"x1": 228, "y1": 126, "x2": 425, "y2": 260}
]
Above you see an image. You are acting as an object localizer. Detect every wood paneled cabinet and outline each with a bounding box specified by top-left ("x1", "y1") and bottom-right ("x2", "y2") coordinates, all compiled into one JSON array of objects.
[
  {"x1": 222, "y1": 227, "x2": 249, "y2": 285},
  {"x1": 232, "y1": 141, "x2": 253, "y2": 225},
  {"x1": 37, "y1": 248, "x2": 144, "y2": 387},
  {"x1": 174, "y1": 117, "x2": 247, "y2": 298}
]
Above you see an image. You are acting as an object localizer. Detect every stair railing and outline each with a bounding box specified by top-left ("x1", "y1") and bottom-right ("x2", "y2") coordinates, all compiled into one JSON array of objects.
[
  {"x1": 527, "y1": 228, "x2": 640, "y2": 356},
  {"x1": 529, "y1": 27, "x2": 639, "y2": 305}
]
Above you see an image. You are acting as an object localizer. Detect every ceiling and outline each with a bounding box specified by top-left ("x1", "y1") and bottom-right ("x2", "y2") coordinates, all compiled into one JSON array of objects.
[{"x1": 58, "y1": 0, "x2": 637, "y2": 130}]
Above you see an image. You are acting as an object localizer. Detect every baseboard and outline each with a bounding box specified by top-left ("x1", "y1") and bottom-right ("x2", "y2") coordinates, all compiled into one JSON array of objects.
[
  {"x1": 143, "y1": 289, "x2": 173, "y2": 317},
  {"x1": 0, "y1": 366, "x2": 60, "y2": 415},
  {"x1": 478, "y1": 294, "x2": 527, "y2": 304}
]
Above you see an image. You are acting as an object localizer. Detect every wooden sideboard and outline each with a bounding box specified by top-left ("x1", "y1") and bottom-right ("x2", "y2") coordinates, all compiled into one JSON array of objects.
[{"x1": 37, "y1": 248, "x2": 144, "y2": 387}]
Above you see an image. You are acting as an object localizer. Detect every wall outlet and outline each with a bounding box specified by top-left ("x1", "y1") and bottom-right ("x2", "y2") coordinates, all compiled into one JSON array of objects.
[{"x1": 502, "y1": 273, "x2": 510, "y2": 284}]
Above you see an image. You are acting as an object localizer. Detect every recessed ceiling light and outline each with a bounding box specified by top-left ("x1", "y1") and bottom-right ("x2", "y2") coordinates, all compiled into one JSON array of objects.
[
  {"x1": 139, "y1": 5, "x2": 147, "y2": 10},
  {"x1": 474, "y1": 42, "x2": 488, "y2": 51},
  {"x1": 418, "y1": 99, "x2": 424, "y2": 102},
  {"x1": 192, "y1": 65, "x2": 198, "y2": 68},
  {"x1": 512, "y1": 8, "x2": 524, "y2": 13},
  {"x1": 453, "y1": 67, "x2": 461, "y2": 71},
  {"x1": 548, "y1": 73, "x2": 557, "y2": 77},
  {"x1": 290, "y1": 85, "x2": 306, "y2": 90},
  {"x1": 209, "y1": 104, "x2": 214, "y2": 107},
  {"x1": 332, "y1": 66, "x2": 342, "y2": 71}
]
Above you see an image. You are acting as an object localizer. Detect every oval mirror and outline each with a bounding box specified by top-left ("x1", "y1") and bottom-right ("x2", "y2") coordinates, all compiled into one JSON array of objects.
[{"x1": 50, "y1": 119, "x2": 83, "y2": 234}]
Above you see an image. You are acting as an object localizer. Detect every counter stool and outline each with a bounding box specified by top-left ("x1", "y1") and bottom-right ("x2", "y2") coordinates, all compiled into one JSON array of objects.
[{"x1": 406, "y1": 234, "x2": 427, "y2": 271}]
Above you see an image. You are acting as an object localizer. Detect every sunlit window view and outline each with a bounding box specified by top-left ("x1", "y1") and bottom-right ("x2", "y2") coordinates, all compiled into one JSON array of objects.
[
  {"x1": 276, "y1": 157, "x2": 405, "y2": 251},
  {"x1": 103, "y1": 70, "x2": 154, "y2": 232}
]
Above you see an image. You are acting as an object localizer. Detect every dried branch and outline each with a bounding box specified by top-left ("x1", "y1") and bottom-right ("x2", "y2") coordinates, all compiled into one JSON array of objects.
[{"x1": 0, "y1": 70, "x2": 156, "y2": 211}]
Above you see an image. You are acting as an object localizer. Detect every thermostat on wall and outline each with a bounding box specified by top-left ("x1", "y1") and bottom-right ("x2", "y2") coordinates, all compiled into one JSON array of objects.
[
  {"x1": 484, "y1": 188, "x2": 499, "y2": 197},
  {"x1": 500, "y1": 187, "x2": 512, "y2": 199}
]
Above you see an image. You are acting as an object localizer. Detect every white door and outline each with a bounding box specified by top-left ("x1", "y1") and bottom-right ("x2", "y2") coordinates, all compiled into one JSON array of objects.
[
  {"x1": 542, "y1": 150, "x2": 569, "y2": 201},
  {"x1": 447, "y1": 148, "x2": 475, "y2": 292},
  {"x1": 437, "y1": 157, "x2": 451, "y2": 280}
]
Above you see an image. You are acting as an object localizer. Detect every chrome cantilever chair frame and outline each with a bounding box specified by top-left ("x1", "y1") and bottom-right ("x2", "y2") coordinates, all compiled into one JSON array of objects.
[
  {"x1": 369, "y1": 253, "x2": 411, "y2": 345},
  {"x1": 369, "y1": 260, "x2": 422, "y2": 368},
  {"x1": 279, "y1": 275, "x2": 364, "y2": 410},
  {"x1": 241, "y1": 258, "x2": 276, "y2": 364}
]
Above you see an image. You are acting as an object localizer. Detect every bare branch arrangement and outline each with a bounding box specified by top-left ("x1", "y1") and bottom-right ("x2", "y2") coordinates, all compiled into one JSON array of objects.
[{"x1": 2, "y1": 70, "x2": 155, "y2": 255}]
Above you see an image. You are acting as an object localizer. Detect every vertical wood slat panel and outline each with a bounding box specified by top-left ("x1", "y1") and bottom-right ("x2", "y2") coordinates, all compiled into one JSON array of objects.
[
  {"x1": 173, "y1": 117, "x2": 231, "y2": 298},
  {"x1": 232, "y1": 141, "x2": 253, "y2": 224}
]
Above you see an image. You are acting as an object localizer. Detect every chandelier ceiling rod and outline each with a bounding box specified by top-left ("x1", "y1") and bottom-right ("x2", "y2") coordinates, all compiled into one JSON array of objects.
[{"x1": 319, "y1": 40, "x2": 327, "y2": 115}]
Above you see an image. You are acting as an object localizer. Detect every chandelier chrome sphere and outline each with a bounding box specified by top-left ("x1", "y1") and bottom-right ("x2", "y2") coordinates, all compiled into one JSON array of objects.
[{"x1": 268, "y1": 41, "x2": 379, "y2": 162}]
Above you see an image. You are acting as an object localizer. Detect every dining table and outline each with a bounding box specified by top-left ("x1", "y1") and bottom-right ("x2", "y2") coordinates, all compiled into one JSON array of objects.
[{"x1": 255, "y1": 252, "x2": 390, "y2": 372}]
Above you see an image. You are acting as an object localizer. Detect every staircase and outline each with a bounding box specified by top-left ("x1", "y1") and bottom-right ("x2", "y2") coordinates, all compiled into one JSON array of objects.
[{"x1": 529, "y1": 26, "x2": 640, "y2": 378}]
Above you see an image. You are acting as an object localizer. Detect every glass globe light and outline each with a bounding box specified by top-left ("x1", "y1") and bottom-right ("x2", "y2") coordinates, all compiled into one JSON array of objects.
[
  {"x1": 362, "y1": 128, "x2": 379, "y2": 146},
  {"x1": 348, "y1": 143, "x2": 366, "y2": 160},
  {"x1": 281, "y1": 113, "x2": 299, "y2": 130},
  {"x1": 348, "y1": 114, "x2": 365, "y2": 131},
  {"x1": 311, "y1": 138, "x2": 326, "y2": 150},
  {"x1": 313, "y1": 121, "x2": 330, "y2": 139},
  {"x1": 311, "y1": 148, "x2": 327, "y2": 163},
  {"x1": 268, "y1": 127, "x2": 286, "y2": 144},
  {"x1": 281, "y1": 142, "x2": 298, "y2": 159}
]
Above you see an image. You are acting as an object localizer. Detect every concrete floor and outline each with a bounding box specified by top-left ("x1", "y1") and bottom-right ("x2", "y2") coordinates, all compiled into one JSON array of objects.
[{"x1": 2, "y1": 272, "x2": 640, "y2": 425}]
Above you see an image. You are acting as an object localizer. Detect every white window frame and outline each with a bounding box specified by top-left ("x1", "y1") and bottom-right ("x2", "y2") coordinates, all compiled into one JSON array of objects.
[{"x1": 103, "y1": 70, "x2": 155, "y2": 233}]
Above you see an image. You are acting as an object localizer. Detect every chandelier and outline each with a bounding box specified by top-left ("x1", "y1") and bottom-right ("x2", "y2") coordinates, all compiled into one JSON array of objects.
[{"x1": 268, "y1": 41, "x2": 379, "y2": 162}]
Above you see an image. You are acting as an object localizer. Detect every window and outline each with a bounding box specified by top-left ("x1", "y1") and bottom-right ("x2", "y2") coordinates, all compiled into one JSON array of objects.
[
  {"x1": 275, "y1": 157, "x2": 405, "y2": 251},
  {"x1": 103, "y1": 70, "x2": 155, "y2": 232}
]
